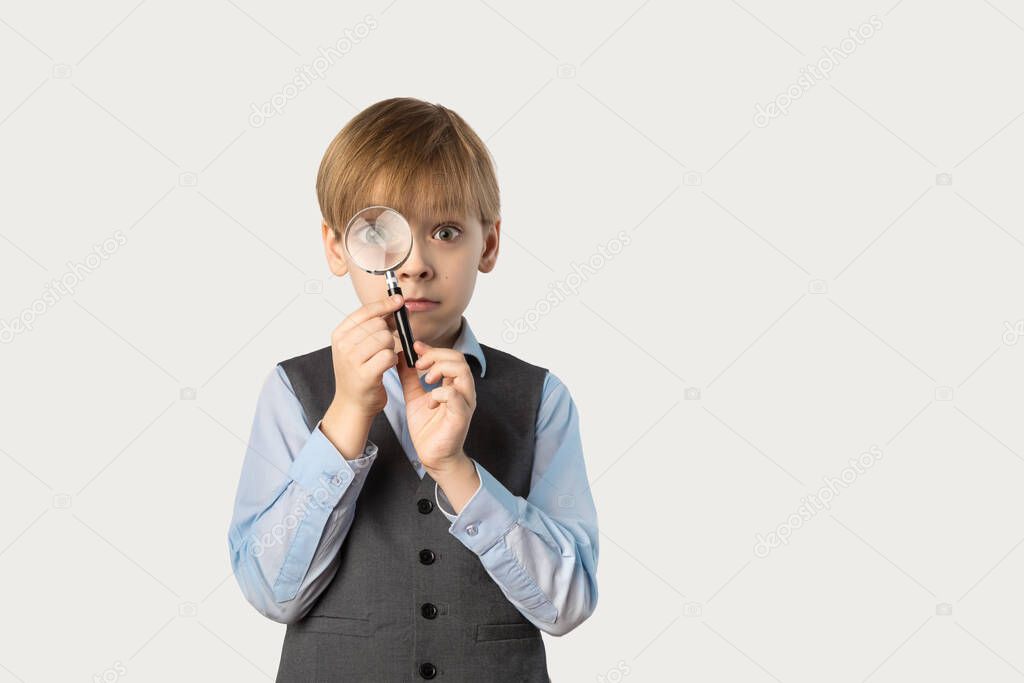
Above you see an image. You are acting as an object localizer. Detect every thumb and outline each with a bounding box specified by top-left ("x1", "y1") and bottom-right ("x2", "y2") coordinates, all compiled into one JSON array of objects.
[{"x1": 396, "y1": 341, "x2": 426, "y2": 403}]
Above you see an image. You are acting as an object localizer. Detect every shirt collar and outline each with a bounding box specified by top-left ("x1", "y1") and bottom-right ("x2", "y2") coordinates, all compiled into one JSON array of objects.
[{"x1": 451, "y1": 315, "x2": 487, "y2": 377}]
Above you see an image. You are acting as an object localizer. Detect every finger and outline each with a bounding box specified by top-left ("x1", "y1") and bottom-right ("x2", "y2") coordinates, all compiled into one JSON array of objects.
[
  {"x1": 396, "y1": 349, "x2": 427, "y2": 402},
  {"x1": 353, "y1": 329, "x2": 398, "y2": 364},
  {"x1": 426, "y1": 371, "x2": 475, "y2": 416},
  {"x1": 429, "y1": 385, "x2": 453, "y2": 404},
  {"x1": 429, "y1": 385, "x2": 471, "y2": 416},
  {"x1": 420, "y1": 359, "x2": 475, "y2": 397},
  {"x1": 391, "y1": 329, "x2": 403, "y2": 355},
  {"x1": 366, "y1": 346, "x2": 399, "y2": 375},
  {"x1": 414, "y1": 339, "x2": 454, "y2": 360},
  {"x1": 337, "y1": 294, "x2": 405, "y2": 334},
  {"x1": 335, "y1": 316, "x2": 387, "y2": 348},
  {"x1": 413, "y1": 346, "x2": 465, "y2": 371}
]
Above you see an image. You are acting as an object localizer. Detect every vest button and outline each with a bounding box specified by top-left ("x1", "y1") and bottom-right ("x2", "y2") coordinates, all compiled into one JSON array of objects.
[
  {"x1": 419, "y1": 549, "x2": 436, "y2": 565},
  {"x1": 421, "y1": 602, "x2": 439, "y2": 619},
  {"x1": 417, "y1": 498, "x2": 434, "y2": 514},
  {"x1": 419, "y1": 662, "x2": 437, "y2": 679}
]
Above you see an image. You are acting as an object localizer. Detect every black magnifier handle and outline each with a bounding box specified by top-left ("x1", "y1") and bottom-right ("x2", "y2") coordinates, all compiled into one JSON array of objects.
[{"x1": 386, "y1": 279, "x2": 418, "y2": 368}]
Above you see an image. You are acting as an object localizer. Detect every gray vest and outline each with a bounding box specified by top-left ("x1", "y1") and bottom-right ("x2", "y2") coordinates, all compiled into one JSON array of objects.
[{"x1": 274, "y1": 342, "x2": 551, "y2": 682}]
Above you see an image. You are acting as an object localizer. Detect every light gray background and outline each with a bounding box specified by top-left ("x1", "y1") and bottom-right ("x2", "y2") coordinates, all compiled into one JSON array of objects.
[{"x1": 2, "y1": 1, "x2": 1023, "y2": 681}]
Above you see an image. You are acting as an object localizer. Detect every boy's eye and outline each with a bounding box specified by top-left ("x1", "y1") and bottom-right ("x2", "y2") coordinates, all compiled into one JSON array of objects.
[{"x1": 433, "y1": 225, "x2": 462, "y2": 241}]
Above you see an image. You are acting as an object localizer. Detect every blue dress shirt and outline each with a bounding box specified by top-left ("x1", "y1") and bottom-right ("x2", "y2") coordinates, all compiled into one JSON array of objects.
[{"x1": 227, "y1": 316, "x2": 599, "y2": 636}]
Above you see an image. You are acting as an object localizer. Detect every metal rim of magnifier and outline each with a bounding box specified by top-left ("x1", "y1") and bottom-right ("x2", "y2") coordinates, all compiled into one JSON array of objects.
[{"x1": 341, "y1": 205, "x2": 413, "y2": 275}]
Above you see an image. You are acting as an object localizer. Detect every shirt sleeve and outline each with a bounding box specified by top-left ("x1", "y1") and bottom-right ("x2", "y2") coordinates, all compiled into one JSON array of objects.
[
  {"x1": 434, "y1": 370, "x2": 599, "y2": 636},
  {"x1": 227, "y1": 365, "x2": 378, "y2": 624}
]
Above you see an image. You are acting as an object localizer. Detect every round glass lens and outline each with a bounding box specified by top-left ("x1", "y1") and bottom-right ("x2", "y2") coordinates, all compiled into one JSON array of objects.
[{"x1": 343, "y1": 206, "x2": 413, "y2": 274}]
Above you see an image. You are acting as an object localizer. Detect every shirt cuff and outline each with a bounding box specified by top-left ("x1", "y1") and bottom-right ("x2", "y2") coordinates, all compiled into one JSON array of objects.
[
  {"x1": 434, "y1": 465, "x2": 482, "y2": 522},
  {"x1": 286, "y1": 420, "x2": 378, "y2": 500},
  {"x1": 437, "y1": 459, "x2": 521, "y2": 555}
]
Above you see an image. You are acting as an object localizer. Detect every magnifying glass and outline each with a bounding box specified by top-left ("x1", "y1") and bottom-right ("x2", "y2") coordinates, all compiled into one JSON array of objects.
[{"x1": 342, "y1": 206, "x2": 418, "y2": 368}]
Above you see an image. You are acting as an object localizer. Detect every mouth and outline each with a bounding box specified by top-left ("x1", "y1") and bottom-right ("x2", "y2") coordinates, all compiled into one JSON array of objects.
[{"x1": 403, "y1": 298, "x2": 440, "y2": 313}]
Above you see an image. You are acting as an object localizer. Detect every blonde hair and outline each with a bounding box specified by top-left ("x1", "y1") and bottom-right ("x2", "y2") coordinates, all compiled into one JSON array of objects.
[{"x1": 316, "y1": 97, "x2": 500, "y2": 239}]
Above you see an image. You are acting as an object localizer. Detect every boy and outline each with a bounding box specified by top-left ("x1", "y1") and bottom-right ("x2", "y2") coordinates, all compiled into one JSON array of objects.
[{"x1": 228, "y1": 97, "x2": 599, "y2": 681}]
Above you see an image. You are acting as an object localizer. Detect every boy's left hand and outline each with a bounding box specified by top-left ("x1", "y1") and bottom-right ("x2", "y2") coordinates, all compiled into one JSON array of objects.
[{"x1": 396, "y1": 338, "x2": 476, "y2": 472}]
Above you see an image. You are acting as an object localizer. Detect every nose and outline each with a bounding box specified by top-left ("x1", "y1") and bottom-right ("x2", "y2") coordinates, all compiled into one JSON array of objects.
[{"x1": 396, "y1": 238, "x2": 433, "y2": 282}]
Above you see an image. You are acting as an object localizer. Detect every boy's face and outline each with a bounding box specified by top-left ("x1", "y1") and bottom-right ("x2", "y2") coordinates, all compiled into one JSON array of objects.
[{"x1": 323, "y1": 207, "x2": 500, "y2": 351}]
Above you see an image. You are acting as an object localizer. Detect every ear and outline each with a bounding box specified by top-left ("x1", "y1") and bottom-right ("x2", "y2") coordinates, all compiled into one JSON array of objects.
[
  {"x1": 479, "y1": 218, "x2": 500, "y2": 273},
  {"x1": 322, "y1": 220, "x2": 349, "y2": 277}
]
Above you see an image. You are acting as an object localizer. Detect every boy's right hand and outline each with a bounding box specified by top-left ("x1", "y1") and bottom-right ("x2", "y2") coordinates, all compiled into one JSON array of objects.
[{"x1": 328, "y1": 293, "x2": 406, "y2": 419}]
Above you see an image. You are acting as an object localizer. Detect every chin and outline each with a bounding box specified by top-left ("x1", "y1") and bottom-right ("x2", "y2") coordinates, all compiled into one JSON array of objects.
[{"x1": 412, "y1": 316, "x2": 458, "y2": 347}]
